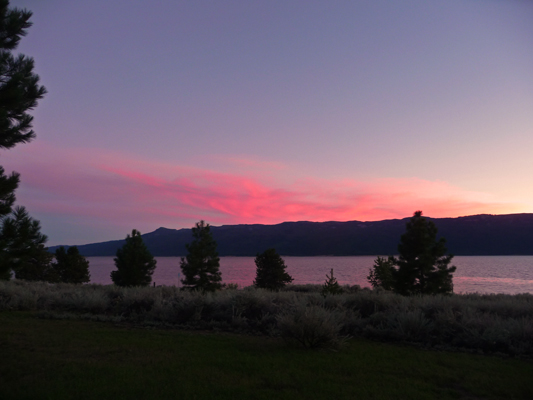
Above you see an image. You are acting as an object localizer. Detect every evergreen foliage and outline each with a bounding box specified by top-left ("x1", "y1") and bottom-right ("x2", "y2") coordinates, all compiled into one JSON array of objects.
[
  {"x1": 0, "y1": 206, "x2": 50, "y2": 280},
  {"x1": 180, "y1": 220, "x2": 222, "y2": 292},
  {"x1": 53, "y1": 246, "x2": 90, "y2": 284},
  {"x1": 0, "y1": 174, "x2": 18, "y2": 278},
  {"x1": 395, "y1": 211, "x2": 456, "y2": 295},
  {"x1": 367, "y1": 256, "x2": 395, "y2": 291},
  {"x1": 11, "y1": 244, "x2": 56, "y2": 282},
  {"x1": 0, "y1": 0, "x2": 46, "y2": 149},
  {"x1": 0, "y1": 166, "x2": 18, "y2": 218},
  {"x1": 253, "y1": 248, "x2": 293, "y2": 291},
  {"x1": 321, "y1": 268, "x2": 344, "y2": 296},
  {"x1": 111, "y1": 230, "x2": 156, "y2": 287},
  {"x1": 0, "y1": 1, "x2": 47, "y2": 279},
  {"x1": 368, "y1": 211, "x2": 456, "y2": 295}
]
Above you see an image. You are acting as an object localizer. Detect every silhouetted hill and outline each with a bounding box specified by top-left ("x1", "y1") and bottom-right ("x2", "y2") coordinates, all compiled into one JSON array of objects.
[{"x1": 48, "y1": 214, "x2": 533, "y2": 257}]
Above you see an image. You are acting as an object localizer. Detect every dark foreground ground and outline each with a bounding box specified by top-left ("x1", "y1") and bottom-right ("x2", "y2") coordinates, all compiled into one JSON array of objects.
[{"x1": 0, "y1": 312, "x2": 532, "y2": 400}]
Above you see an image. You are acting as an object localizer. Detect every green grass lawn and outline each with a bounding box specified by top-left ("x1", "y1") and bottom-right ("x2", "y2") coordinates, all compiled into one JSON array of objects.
[{"x1": 0, "y1": 312, "x2": 532, "y2": 400}]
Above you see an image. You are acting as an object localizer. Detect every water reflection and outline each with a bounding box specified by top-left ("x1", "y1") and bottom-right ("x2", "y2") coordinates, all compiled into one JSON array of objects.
[{"x1": 87, "y1": 255, "x2": 533, "y2": 295}]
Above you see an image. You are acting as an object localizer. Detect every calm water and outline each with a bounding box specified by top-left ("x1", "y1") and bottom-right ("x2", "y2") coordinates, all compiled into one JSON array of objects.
[{"x1": 87, "y1": 256, "x2": 533, "y2": 295}]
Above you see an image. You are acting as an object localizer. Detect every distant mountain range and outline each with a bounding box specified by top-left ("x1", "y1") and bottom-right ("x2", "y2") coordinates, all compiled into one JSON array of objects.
[{"x1": 48, "y1": 214, "x2": 533, "y2": 257}]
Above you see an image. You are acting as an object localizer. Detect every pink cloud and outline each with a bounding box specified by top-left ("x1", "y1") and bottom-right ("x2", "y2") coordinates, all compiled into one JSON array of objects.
[{"x1": 2, "y1": 141, "x2": 524, "y2": 234}]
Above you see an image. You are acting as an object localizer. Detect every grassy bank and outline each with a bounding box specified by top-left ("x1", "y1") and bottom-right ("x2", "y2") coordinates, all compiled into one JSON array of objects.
[
  {"x1": 1, "y1": 312, "x2": 532, "y2": 399},
  {"x1": 2, "y1": 280, "x2": 533, "y2": 355}
]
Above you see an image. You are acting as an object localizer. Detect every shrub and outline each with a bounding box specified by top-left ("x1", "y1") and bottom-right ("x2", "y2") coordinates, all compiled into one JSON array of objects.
[
  {"x1": 1, "y1": 281, "x2": 533, "y2": 355},
  {"x1": 321, "y1": 268, "x2": 344, "y2": 296},
  {"x1": 223, "y1": 283, "x2": 239, "y2": 290},
  {"x1": 277, "y1": 303, "x2": 347, "y2": 349}
]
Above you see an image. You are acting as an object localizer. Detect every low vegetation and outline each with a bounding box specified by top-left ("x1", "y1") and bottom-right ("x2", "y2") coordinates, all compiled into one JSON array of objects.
[
  {"x1": 1, "y1": 280, "x2": 532, "y2": 356},
  {"x1": 2, "y1": 312, "x2": 532, "y2": 400},
  {"x1": 321, "y1": 268, "x2": 344, "y2": 296}
]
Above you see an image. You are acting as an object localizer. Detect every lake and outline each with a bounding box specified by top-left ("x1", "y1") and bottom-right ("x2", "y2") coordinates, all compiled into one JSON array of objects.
[{"x1": 87, "y1": 256, "x2": 533, "y2": 295}]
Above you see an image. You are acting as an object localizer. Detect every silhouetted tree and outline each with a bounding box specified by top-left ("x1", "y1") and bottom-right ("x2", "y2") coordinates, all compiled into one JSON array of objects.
[
  {"x1": 180, "y1": 220, "x2": 222, "y2": 292},
  {"x1": 253, "y1": 248, "x2": 293, "y2": 291},
  {"x1": 53, "y1": 246, "x2": 90, "y2": 284},
  {"x1": 111, "y1": 230, "x2": 156, "y2": 287},
  {"x1": 0, "y1": 0, "x2": 46, "y2": 149},
  {"x1": 0, "y1": 206, "x2": 53, "y2": 281},
  {"x1": 394, "y1": 211, "x2": 456, "y2": 295},
  {"x1": 321, "y1": 268, "x2": 343, "y2": 296},
  {"x1": 0, "y1": 166, "x2": 18, "y2": 217},
  {"x1": 0, "y1": 0, "x2": 45, "y2": 214},
  {"x1": 0, "y1": 1, "x2": 46, "y2": 279},
  {"x1": 13, "y1": 244, "x2": 56, "y2": 282},
  {"x1": 367, "y1": 256, "x2": 395, "y2": 291},
  {"x1": 367, "y1": 211, "x2": 456, "y2": 295},
  {"x1": 0, "y1": 167, "x2": 18, "y2": 279}
]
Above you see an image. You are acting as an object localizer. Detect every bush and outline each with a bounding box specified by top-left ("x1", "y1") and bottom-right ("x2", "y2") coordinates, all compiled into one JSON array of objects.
[
  {"x1": 277, "y1": 303, "x2": 347, "y2": 349},
  {"x1": 2, "y1": 280, "x2": 533, "y2": 355},
  {"x1": 321, "y1": 268, "x2": 344, "y2": 296}
]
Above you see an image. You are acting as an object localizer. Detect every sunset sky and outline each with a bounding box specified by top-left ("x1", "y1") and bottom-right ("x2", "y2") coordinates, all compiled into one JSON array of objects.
[{"x1": 5, "y1": 0, "x2": 533, "y2": 246}]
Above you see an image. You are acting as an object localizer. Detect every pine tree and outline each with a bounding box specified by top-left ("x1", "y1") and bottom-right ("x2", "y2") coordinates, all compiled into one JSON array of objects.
[
  {"x1": 367, "y1": 256, "x2": 395, "y2": 291},
  {"x1": 0, "y1": 206, "x2": 52, "y2": 281},
  {"x1": 0, "y1": 167, "x2": 19, "y2": 279},
  {"x1": 321, "y1": 268, "x2": 343, "y2": 296},
  {"x1": 0, "y1": 1, "x2": 47, "y2": 279},
  {"x1": 394, "y1": 211, "x2": 456, "y2": 295},
  {"x1": 53, "y1": 246, "x2": 90, "y2": 284},
  {"x1": 180, "y1": 220, "x2": 222, "y2": 292},
  {"x1": 367, "y1": 211, "x2": 456, "y2": 295},
  {"x1": 12, "y1": 244, "x2": 56, "y2": 282},
  {"x1": 253, "y1": 248, "x2": 293, "y2": 291},
  {"x1": 0, "y1": 166, "x2": 18, "y2": 217},
  {"x1": 111, "y1": 230, "x2": 156, "y2": 287},
  {"x1": 0, "y1": 0, "x2": 46, "y2": 149}
]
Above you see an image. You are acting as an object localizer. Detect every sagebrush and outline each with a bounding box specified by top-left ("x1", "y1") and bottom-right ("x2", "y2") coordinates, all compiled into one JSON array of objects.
[{"x1": 1, "y1": 280, "x2": 532, "y2": 355}]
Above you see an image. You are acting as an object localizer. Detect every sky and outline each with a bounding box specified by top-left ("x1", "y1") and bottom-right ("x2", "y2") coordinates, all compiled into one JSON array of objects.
[{"x1": 4, "y1": 0, "x2": 533, "y2": 246}]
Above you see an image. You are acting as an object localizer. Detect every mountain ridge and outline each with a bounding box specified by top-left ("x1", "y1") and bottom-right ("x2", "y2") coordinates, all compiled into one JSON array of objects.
[{"x1": 48, "y1": 213, "x2": 533, "y2": 257}]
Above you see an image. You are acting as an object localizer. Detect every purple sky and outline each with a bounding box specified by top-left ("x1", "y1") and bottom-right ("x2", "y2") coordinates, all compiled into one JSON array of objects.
[{"x1": 5, "y1": 0, "x2": 533, "y2": 245}]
